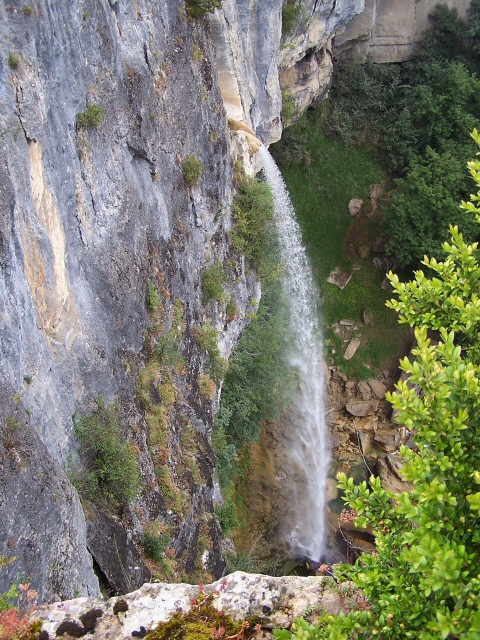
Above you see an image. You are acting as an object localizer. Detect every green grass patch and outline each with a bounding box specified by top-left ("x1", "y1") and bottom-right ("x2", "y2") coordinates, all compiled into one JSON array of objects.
[{"x1": 272, "y1": 112, "x2": 411, "y2": 378}]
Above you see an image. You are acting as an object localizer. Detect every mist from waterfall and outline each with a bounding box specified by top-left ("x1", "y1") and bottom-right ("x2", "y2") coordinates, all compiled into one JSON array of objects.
[{"x1": 259, "y1": 146, "x2": 330, "y2": 562}]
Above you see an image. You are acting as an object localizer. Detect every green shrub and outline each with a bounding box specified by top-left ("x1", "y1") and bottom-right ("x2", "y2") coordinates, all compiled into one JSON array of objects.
[
  {"x1": 281, "y1": 90, "x2": 298, "y2": 126},
  {"x1": 76, "y1": 104, "x2": 104, "y2": 129},
  {"x1": 73, "y1": 398, "x2": 140, "y2": 508},
  {"x1": 196, "y1": 321, "x2": 226, "y2": 380},
  {"x1": 22, "y1": 4, "x2": 32, "y2": 15},
  {"x1": 185, "y1": 0, "x2": 221, "y2": 19},
  {"x1": 182, "y1": 154, "x2": 203, "y2": 187},
  {"x1": 282, "y1": 0, "x2": 302, "y2": 36},
  {"x1": 230, "y1": 177, "x2": 275, "y2": 272},
  {"x1": 147, "y1": 279, "x2": 160, "y2": 311},
  {"x1": 141, "y1": 531, "x2": 171, "y2": 563},
  {"x1": 8, "y1": 52, "x2": 19, "y2": 70},
  {"x1": 201, "y1": 262, "x2": 226, "y2": 303},
  {"x1": 215, "y1": 498, "x2": 239, "y2": 535}
]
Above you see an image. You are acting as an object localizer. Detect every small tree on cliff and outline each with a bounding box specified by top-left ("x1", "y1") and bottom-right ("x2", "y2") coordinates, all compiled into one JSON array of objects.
[{"x1": 275, "y1": 133, "x2": 480, "y2": 639}]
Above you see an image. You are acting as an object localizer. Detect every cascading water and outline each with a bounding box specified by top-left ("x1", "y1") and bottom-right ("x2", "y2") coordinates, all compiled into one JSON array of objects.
[{"x1": 259, "y1": 146, "x2": 330, "y2": 562}]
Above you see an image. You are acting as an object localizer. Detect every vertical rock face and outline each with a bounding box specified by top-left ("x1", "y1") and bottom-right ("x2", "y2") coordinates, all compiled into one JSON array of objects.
[
  {"x1": 0, "y1": 0, "x2": 372, "y2": 603},
  {"x1": 335, "y1": 0, "x2": 471, "y2": 62},
  {"x1": 0, "y1": 0, "x2": 259, "y2": 602}
]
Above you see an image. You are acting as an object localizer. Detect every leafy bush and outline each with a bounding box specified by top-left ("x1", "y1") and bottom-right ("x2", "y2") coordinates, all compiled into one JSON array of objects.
[
  {"x1": 196, "y1": 322, "x2": 226, "y2": 380},
  {"x1": 214, "y1": 498, "x2": 239, "y2": 536},
  {"x1": 198, "y1": 374, "x2": 216, "y2": 399},
  {"x1": 76, "y1": 104, "x2": 104, "y2": 129},
  {"x1": 282, "y1": 0, "x2": 302, "y2": 35},
  {"x1": 201, "y1": 262, "x2": 226, "y2": 304},
  {"x1": 147, "y1": 279, "x2": 160, "y2": 311},
  {"x1": 7, "y1": 52, "x2": 19, "y2": 70},
  {"x1": 182, "y1": 154, "x2": 203, "y2": 187},
  {"x1": 73, "y1": 398, "x2": 140, "y2": 509},
  {"x1": 230, "y1": 177, "x2": 275, "y2": 272},
  {"x1": 141, "y1": 531, "x2": 170, "y2": 563},
  {"x1": 185, "y1": 0, "x2": 221, "y2": 19}
]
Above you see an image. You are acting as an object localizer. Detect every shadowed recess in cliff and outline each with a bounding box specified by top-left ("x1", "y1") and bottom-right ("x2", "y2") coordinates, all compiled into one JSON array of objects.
[{"x1": 259, "y1": 146, "x2": 329, "y2": 561}]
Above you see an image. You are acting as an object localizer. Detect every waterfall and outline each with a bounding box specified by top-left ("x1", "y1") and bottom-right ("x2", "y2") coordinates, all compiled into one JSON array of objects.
[{"x1": 259, "y1": 146, "x2": 330, "y2": 562}]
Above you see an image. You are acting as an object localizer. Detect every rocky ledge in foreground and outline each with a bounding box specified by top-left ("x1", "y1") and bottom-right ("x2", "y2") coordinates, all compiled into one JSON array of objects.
[{"x1": 33, "y1": 572, "x2": 361, "y2": 639}]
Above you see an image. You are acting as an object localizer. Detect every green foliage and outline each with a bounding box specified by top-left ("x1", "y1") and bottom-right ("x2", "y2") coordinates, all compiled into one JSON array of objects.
[
  {"x1": 0, "y1": 584, "x2": 18, "y2": 613},
  {"x1": 282, "y1": 141, "x2": 480, "y2": 639},
  {"x1": 22, "y1": 5, "x2": 32, "y2": 15},
  {"x1": 141, "y1": 531, "x2": 171, "y2": 563},
  {"x1": 73, "y1": 398, "x2": 140, "y2": 509},
  {"x1": 182, "y1": 154, "x2": 203, "y2": 187},
  {"x1": 201, "y1": 262, "x2": 226, "y2": 304},
  {"x1": 384, "y1": 147, "x2": 477, "y2": 265},
  {"x1": 185, "y1": 0, "x2": 221, "y2": 19},
  {"x1": 217, "y1": 280, "x2": 296, "y2": 452},
  {"x1": 282, "y1": 0, "x2": 302, "y2": 36},
  {"x1": 7, "y1": 52, "x2": 19, "y2": 70},
  {"x1": 281, "y1": 90, "x2": 298, "y2": 126},
  {"x1": 147, "y1": 279, "x2": 160, "y2": 311},
  {"x1": 214, "y1": 497, "x2": 239, "y2": 536},
  {"x1": 196, "y1": 321, "x2": 226, "y2": 381},
  {"x1": 76, "y1": 104, "x2": 104, "y2": 129},
  {"x1": 230, "y1": 176, "x2": 275, "y2": 271}
]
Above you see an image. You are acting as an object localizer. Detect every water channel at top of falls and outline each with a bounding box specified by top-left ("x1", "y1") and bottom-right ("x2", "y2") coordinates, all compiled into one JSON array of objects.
[{"x1": 259, "y1": 146, "x2": 330, "y2": 562}]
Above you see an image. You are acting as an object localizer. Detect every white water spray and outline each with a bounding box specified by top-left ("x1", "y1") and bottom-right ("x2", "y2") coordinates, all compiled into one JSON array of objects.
[{"x1": 259, "y1": 146, "x2": 330, "y2": 561}]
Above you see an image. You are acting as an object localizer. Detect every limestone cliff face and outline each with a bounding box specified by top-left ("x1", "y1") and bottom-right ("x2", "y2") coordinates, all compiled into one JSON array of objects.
[
  {"x1": 335, "y1": 0, "x2": 471, "y2": 62},
  {"x1": 212, "y1": 0, "x2": 365, "y2": 142},
  {"x1": 0, "y1": 0, "x2": 258, "y2": 602},
  {"x1": 0, "y1": 0, "x2": 369, "y2": 604},
  {"x1": 6, "y1": 0, "x2": 446, "y2": 604}
]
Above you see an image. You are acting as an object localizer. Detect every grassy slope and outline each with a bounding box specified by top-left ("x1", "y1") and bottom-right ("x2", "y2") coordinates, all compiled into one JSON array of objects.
[{"x1": 272, "y1": 111, "x2": 411, "y2": 379}]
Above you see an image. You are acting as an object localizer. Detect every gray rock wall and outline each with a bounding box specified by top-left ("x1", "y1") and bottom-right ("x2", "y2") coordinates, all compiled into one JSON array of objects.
[
  {"x1": 2, "y1": 0, "x2": 435, "y2": 604},
  {"x1": 0, "y1": 0, "x2": 256, "y2": 602}
]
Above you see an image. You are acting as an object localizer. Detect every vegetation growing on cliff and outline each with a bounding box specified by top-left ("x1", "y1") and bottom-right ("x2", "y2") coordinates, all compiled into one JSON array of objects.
[
  {"x1": 72, "y1": 398, "x2": 140, "y2": 509},
  {"x1": 275, "y1": 138, "x2": 480, "y2": 639}
]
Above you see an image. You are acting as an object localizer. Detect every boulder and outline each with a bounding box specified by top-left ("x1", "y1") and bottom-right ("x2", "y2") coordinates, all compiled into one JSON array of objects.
[
  {"x1": 355, "y1": 416, "x2": 378, "y2": 433},
  {"x1": 348, "y1": 198, "x2": 363, "y2": 216},
  {"x1": 326, "y1": 478, "x2": 339, "y2": 502},
  {"x1": 344, "y1": 381, "x2": 356, "y2": 397},
  {"x1": 373, "y1": 429, "x2": 402, "y2": 453},
  {"x1": 367, "y1": 379, "x2": 387, "y2": 400},
  {"x1": 353, "y1": 431, "x2": 372, "y2": 455},
  {"x1": 372, "y1": 235, "x2": 387, "y2": 253},
  {"x1": 362, "y1": 309, "x2": 374, "y2": 325},
  {"x1": 343, "y1": 338, "x2": 361, "y2": 360},
  {"x1": 345, "y1": 399, "x2": 379, "y2": 417},
  {"x1": 327, "y1": 267, "x2": 352, "y2": 290},
  {"x1": 357, "y1": 245, "x2": 370, "y2": 259},
  {"x1": 356, "y1": 381, "x2": 372, "y2": 401},
  {"x1": 377, "y1": 455, "x2": 413, "y2": 493}
]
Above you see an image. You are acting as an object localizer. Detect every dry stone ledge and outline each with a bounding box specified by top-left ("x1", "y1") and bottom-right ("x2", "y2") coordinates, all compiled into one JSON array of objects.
[{"x1": 32, "y1": 573, "x2": 355, "y2": 639}]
